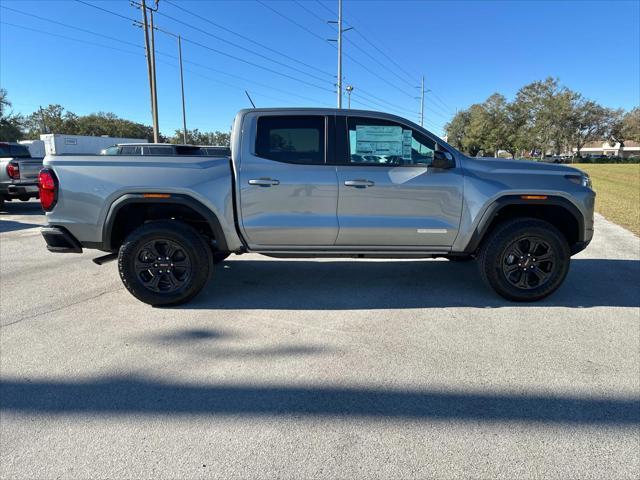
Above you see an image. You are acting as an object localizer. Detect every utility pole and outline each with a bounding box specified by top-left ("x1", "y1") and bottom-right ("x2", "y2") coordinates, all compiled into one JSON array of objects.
[
  {"x1": 328, "y1": 0, "x2": 352, "y2": 109},
  {"x1": 177, "y1": 35, "x2": 187, "y2": 144},
  {"x1": 336, "y1": 0, "x2": 343, "y2": 108},
  {"x1": 139, "y1": 0, "x2": 159, "y2": 142},
  {"x1": 346, "y1": 85, "x2": 353, "y2": 109},
  {"x1": 138, "y1": 18, "x2": 188, "y2": 144},
  {"x1": 415, "y1": 76, "x2": 430, "y2": 128},
  {"x1": 419, "y1": 75, "x2": 424, "y2": 127}
]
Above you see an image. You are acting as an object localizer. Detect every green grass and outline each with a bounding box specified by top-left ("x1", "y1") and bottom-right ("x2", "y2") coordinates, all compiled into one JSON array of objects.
[{"x1": 573, "y1": 163, "x2": 640, "y2": 236}]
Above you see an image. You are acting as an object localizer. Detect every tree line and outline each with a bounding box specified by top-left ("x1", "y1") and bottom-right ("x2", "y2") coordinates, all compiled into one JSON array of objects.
[
  {"x1": 444, "y1": 78, "x2": 639, "y2": 158},
  {"x1": 0, "y1": 89, "x2": 230, "y2": 146}
]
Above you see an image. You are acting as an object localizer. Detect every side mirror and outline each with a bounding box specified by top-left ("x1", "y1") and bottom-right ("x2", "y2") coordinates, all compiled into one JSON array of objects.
[{"x1": 432, "y1": 150, "x2": 455, "y2": 169}]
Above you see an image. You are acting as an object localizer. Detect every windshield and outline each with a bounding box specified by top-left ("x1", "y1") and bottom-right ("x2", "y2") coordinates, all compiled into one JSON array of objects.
[{"x1": 0, "y1": 144, "x2": 31, "y2": 158}]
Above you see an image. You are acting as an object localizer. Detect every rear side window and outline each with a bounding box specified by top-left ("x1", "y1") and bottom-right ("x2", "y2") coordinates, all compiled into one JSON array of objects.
[
  {"x1": 143, "y1": 146, "x2": 174, "y2": 155},
  {"x1": 0, "y1": 144, "x2": 31, "y2": 158},
  {"x1": 120, "y1": 145, "x2": 142, "y2": 155},
  {"x1": 255, "y1": 116, "x2": 325, "y2": 164}
]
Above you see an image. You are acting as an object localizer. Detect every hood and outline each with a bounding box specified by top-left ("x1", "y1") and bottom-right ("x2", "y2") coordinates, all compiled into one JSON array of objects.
[{"x1": 466, "y1": 156, "x2": 584, "y2": 175}]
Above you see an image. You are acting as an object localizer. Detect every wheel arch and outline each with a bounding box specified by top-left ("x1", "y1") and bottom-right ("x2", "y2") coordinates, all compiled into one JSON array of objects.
[
  {"x1": 465, "y1": 195, "x2": 586, "y2": 255},
  {"x1": 103, "y1": 193, "x2": 228, "y2": 252}
]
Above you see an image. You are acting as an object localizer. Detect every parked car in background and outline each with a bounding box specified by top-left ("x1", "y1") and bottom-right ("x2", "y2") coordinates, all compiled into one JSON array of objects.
[
  {"x1": 40, "y1": 108, "x2": 595, "y2": 306},
  {"x1": 100, "y1": 143, "x2": 231, "y2": 157},
  {"x1": 0, "y1": 142, "x2": 44, "y2": 208},
  {"x1": 101, "y1": 143, "x2": 200, "y2": 156},
  {"x1": 200, "y1": 145, "x2": 231, "y2": 157}
]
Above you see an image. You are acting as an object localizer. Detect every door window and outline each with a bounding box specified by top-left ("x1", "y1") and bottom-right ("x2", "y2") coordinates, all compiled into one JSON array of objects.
[
  {"x1": 255, "y1": 115, "x2": 325, "y2": 164},
  {"x1": 347, "y1": 117, "x2": 435, "y2": 166}
]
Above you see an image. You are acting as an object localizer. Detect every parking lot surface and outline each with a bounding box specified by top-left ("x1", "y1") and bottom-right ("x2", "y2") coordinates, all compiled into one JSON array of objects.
[{"x1": 1, "y1": 200, "x2": 639, "y2": 479}]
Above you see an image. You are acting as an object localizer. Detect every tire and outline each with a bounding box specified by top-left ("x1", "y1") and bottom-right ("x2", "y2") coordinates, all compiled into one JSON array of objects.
[
  {"x1": 212, "y1": 252, "x2": 231, "y2": 264},
  {"x1": 477, "y1": 218, "x2": 570, "y2": 302},
  {"x1": 0, "y1": 195, "x2": 4, "y2": 209},
  {"x1": 118, "y1": 220, "x2": 212, "y2": 306}
]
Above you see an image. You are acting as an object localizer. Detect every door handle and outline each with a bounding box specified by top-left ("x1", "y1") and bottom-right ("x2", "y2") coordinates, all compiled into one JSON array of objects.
[
  {"x1": 344, "y1": 179, "x2": 375, "y2": 188},
  {"x1": 248, "y1": 178, "x2": 280, "y2": 187}
]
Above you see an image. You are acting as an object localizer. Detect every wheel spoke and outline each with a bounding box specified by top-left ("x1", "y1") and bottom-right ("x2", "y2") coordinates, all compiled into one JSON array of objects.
[
  {"x1": 536, "y1": 251, "x2": 554, "y2": 262},
  {"x1": 531, "y1": 266, "x2": 550, "y2": 283},
  {"x1": 528, "y1": 239, "x2": 541, "y2": 255},
  {"x1": 504, "y1": 263, "x2": 520, "y2": 274},
  {"x1": 516, "y1": 272, "x2": 530, "y2": 289}
]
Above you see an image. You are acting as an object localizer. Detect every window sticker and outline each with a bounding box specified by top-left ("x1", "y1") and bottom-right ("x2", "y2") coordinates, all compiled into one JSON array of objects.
[{"x1": 355, "y1": 125, "x2": 403, "y2": 156}]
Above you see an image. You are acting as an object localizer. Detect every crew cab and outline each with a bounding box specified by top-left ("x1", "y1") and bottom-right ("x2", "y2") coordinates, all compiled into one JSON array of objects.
[
  {"x1": 40, "y1": 108, "x2": 595, "y2": 306},
  {"x1": 0, "y1": 142, "x2": 44, "y2": 208}
]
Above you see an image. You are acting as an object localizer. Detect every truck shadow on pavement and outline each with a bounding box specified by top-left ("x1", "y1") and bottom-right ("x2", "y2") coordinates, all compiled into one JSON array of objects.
[
  {"x1": 1, "y1": 376, "x2": 638, "y2": 425},
  {"x1": 0, "y1": 219, "x2": 43, "y2": 233},
  {"x1": 0, "y1": 201, "x2": 43, "y2": 216},
  {"x1": 186, "y1": 258, "x2": 640, "y2": 310}
]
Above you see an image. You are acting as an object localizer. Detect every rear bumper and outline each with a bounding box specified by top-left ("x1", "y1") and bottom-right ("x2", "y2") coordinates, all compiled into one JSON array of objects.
[
  {"x1": 41, "y1": 226, "x2": 83, "y2": 253},
  {"x1": 4, "y1": 183, "x2": 39, "y2": 197}
]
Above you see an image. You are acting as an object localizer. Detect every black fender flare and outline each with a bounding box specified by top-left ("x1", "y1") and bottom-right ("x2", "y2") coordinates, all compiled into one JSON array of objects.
[
  {"x1": 102, "y1": 193, "x2": 228, "y2": 252},
  {"x1": 464, "y1": 195, "x2": 585, "y2": 254}
]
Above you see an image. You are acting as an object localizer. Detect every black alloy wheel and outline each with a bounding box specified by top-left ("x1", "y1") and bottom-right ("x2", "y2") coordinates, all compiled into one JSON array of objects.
[
  {"x1": 501, "y1": 236, "x2": 556, "y2": 290},
  {"x1": 133, "y1": 239, "x2": 193, "y2": 294}
]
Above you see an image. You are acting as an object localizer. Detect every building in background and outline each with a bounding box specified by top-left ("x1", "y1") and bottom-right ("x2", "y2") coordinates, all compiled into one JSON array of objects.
[{"x1": 574, "y1": 141, "x2": 640, "y2": 158}]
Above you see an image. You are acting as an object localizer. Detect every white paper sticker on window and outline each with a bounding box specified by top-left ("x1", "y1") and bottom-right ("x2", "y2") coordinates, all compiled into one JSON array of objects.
[{"x1": 355, "y1": 125, "x2": 403, "y2": 156}]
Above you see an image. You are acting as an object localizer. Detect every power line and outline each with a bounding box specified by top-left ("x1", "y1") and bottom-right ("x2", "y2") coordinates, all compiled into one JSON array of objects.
[
  {"x1": 152, "y1": 5, "x2": 334, "y2": 84},
  {"x1": 164, "y1": 0, "x2": 333, "y2": 79},
  {"x1": 75, "y1": 0, "x2": 335, "y2": 93},
  {"x1": 0, "y1": 20, "x2": 332, "y2": 109}
]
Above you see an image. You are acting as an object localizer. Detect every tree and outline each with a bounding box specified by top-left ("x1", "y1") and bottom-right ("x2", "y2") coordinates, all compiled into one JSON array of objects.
[
  {"x1": 23, "y1": 104, "x2": 78, "y2": 138},
  {"x1": 569, "y1": 98, "x2": 611, "y2": 157},
  {"x1": 444, "y1": 110, "x2": 471, "y2": 152},
  {"x1": 0, "y1": 89, "x2": 24, "y2": 141},
  {"x1": 610, "y1": 107, "x2": 640, "y2": 145},
  {"x1": 75, "y1": 112, "x2": 153, "y2": 140},
  {"x1": 171, "y1": 129, "x2": 230, "y2": 146}
]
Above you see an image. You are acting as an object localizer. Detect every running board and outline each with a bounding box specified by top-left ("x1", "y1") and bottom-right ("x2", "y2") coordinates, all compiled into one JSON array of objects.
[{"x1": 92, "y1": 253, "x2": 118, "y2": 265}]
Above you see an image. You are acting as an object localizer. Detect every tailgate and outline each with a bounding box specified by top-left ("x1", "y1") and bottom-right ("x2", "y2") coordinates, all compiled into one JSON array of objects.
[{"x1": 15, "y1": 158, "x2": 44, "y2": 182}]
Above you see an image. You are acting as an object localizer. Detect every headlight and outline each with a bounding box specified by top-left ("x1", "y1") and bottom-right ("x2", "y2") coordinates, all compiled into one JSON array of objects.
[{"x1": 566, "y1": 174, "x2": 592, "y2": 189}]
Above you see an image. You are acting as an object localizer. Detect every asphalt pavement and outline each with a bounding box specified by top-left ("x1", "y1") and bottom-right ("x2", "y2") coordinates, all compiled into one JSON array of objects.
[{"x1": 1, "y1": 200, "x2": 639, "y2": 479}]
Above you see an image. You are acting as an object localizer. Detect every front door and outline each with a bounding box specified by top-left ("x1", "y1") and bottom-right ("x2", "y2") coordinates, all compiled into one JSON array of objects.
[
  {"x1": 335, "y1": 116, "x2": 464, "y2": 247},
  {"x1": 237, "y1": 114, "x2": 339, "y2": 248}
]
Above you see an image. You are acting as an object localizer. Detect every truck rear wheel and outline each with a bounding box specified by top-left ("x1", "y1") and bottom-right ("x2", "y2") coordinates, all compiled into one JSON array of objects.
[
  {"x1": 477, "y1": 218, "x2": 570, "y2": 302},
  {"x1": 118, "y1": 220, "x2": 212, "y2": 306}
]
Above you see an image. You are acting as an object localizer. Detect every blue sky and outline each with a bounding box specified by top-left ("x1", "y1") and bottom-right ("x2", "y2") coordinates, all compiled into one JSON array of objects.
[{"x1": 1, "y1": 0, "x2": 639, "y2": 137}]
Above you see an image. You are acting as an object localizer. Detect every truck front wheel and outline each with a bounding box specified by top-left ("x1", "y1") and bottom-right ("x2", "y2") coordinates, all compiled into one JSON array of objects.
[
  {"x1": 477, "y1": 218, "x2": 570, "y2": 302},
  {"x1": 118, "y1": 220, "x2": 212, "y2": 306}
]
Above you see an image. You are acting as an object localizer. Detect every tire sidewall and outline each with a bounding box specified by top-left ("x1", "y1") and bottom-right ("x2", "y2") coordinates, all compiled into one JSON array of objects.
[{"x1": 118, "y1": 221, "x2": 212, "y2": 306}]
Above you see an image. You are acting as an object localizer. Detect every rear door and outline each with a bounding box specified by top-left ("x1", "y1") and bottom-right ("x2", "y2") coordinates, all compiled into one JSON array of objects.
[
  {"x1": 335, "y1": 115, "x2": 464, "y2": 247},
  {"x1": 237, "y1": 114, "x2": 339, "y2": 248}
]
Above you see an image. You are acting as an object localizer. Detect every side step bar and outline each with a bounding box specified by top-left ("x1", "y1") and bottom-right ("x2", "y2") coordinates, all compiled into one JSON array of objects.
[{"x1": 92, "y1": 253, "x2": 118, "y2": 265}]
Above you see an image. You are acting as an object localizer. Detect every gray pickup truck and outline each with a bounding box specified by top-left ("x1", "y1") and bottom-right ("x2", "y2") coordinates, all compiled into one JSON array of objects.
[
  {"x1": 0, "y1": 142, "x2": 44, "y2": 208},
  {"x1": 40, "y1": 108, "x2": 595, "y2": 306}
]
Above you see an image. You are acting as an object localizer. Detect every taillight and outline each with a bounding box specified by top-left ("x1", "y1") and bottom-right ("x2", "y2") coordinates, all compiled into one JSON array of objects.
[
  {"x1": 38, "y1": 168, "x2": 58, "y2": 211},
  {"x1": 6, "y1": 162, "x2": 20, "y2": 179}
]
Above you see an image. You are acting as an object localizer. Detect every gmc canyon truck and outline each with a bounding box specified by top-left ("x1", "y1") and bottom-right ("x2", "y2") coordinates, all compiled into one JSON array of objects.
[
  {"x1": 1, "y1": 142, "x2": 43, "y2": 208},
  {"x1": 39, "y1": 108, "x2": 595, "y2": 306}
]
